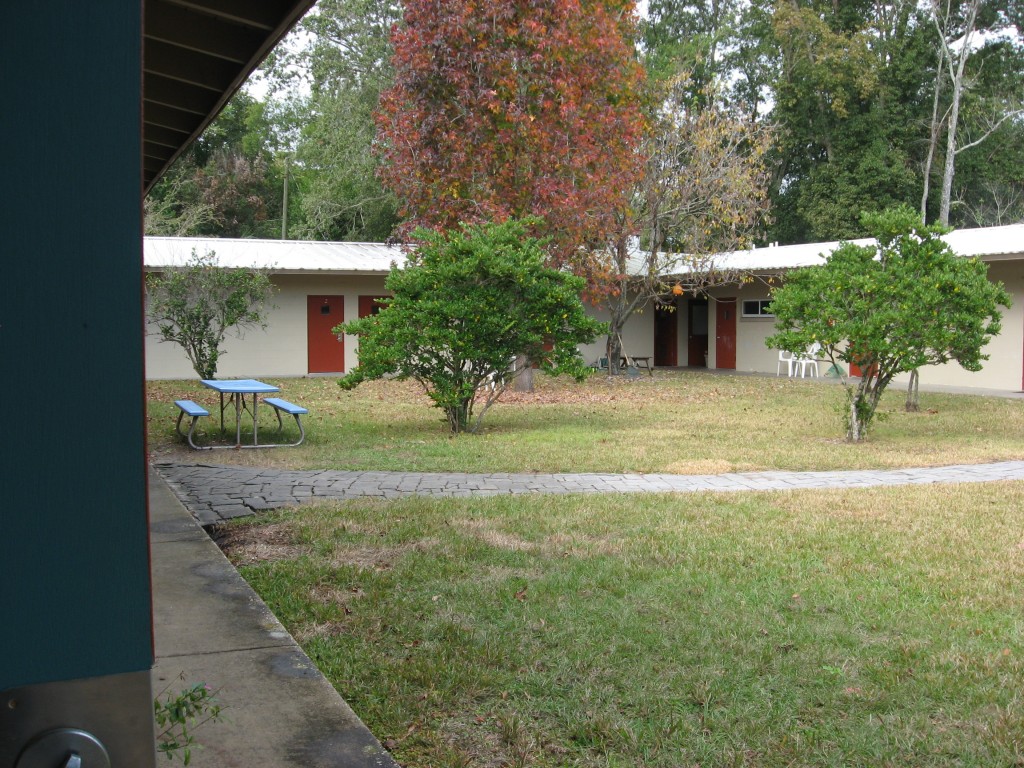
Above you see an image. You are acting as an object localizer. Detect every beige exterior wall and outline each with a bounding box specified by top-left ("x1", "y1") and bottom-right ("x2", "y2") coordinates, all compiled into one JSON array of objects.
[
  {"x1": 145, "y1": 273, "x2": 390, "y2": 379},
  {"x1": 890, "y1": 260, "x2": 1023, "y2": 391},
  {"x1": 578, "y1": 301, "x2": 655, "y2": 365}
]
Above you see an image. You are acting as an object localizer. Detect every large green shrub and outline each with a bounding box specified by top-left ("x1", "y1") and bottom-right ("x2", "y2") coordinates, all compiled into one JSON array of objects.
[
  {"x1": 337, "y1": 219, "x2": 605, "y2": 433},
  {"x1": 767, "y1": 206, "x2": 1010, "y2": 441}
]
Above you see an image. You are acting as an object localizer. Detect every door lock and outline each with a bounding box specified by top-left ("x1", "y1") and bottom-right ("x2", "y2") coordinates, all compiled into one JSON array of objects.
[{"x1": 15, "y1": 729, "x2": 110, "y2": 768}]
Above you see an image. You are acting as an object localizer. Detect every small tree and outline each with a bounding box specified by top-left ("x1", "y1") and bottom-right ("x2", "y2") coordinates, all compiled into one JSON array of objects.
[
  {"x1": 336, "y1": 219, "x2": 605, "y2": 433},
  {"x1": 602, "y1": 74, "x2": 772, "y2": 372},
  {"x1": 146, "y1": 249, "x2": 276, "y2": 379},
  {"x1": 766, "y1": 206, "x2": 1010, "y2": 442}
]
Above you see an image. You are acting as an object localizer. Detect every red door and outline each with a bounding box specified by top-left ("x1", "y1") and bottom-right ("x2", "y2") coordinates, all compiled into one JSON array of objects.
[
  {"x1": 307, "y1": 295, "x2": 345, "y2": 373},
  {"x1": 850, "y1": 358, "x2": 878, "y2": 377},
  {"x1": 358, "y1": 294, "x2": 389, "y2": 318},
  {"x1": 654, "y1": 303, "x2": 678, "y2": 366},
  {"x1": 715, "y1": 298, "x2": 737, "y2": 369}
]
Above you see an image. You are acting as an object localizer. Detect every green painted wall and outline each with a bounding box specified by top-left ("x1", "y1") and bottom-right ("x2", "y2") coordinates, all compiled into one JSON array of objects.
[{"x1": 0, "y1": 3, "x2": 152, "y2": 689}]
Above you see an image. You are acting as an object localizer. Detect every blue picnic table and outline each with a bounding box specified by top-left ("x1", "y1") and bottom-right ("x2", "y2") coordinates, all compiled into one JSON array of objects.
[{"x1": 201, "y1": 378, "x2": 280, "y2": 448}]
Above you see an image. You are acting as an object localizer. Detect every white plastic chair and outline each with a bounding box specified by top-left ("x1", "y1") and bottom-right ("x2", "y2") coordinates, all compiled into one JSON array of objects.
[
  {"x1": 795, "y1": 342, "x2": 822, "y2": 378},
  {"x1": 777, "y1": 350, "x2": 795, "y2": 377}
]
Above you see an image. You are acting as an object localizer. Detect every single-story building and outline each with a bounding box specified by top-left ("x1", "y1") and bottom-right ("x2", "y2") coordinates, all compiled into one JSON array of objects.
[
  {"x1": 145, "y1": 236, "x2": 405, "y2": 379},
  {"x1": 145, "y1": 223, "x2": 1024, "y2": 393}
]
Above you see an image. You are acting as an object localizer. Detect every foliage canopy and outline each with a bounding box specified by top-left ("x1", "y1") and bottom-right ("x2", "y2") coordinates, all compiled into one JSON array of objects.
[
  {"x1": 375, "y1": 0, "x2": 646, "y2": 276},
  {"x1": 336, "y1": 219, "x2": 605, "y2": 433},
  {"x1": 766, "y1": 206, "x2": 1010, "y2": 441}
]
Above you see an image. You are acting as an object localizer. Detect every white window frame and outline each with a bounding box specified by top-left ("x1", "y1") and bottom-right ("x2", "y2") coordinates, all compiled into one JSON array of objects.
[{"x1": 741, "y1": 299, "x2": 774, "y2": 318}]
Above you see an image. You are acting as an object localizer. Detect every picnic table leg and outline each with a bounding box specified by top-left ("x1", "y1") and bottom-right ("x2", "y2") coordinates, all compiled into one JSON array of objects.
[
  {"x1": 253, "y1": 394, "x2": 260, "y2": 447},
  {"x1": 235, "y1": 393, "x2": 242, "y2": 448}
]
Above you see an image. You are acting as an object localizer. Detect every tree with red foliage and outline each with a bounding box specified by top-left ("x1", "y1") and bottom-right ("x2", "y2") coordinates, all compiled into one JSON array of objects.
[{"x1": 376, "y1": 0, "x2": 646, "y2": 278}]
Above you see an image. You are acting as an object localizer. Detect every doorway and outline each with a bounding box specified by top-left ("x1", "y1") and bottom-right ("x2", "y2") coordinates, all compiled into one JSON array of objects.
[
  {"x1": 687, "y1": 299, "x2": 708, "y2": 366},
  {"x1": 654, "y1": 302, "x2": 678, "y2": 366},
  {"x1": 715, "y1": 298, "x2": 737, "y2": 369},
  {"x1": 307, "y1": 295, "x2": 345, "y2": 373}
]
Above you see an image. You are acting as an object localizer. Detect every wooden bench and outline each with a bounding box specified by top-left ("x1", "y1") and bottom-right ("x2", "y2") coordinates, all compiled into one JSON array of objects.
[
  {"x1": 263, "y1": 397, "x2": 309, "y2": 446},
  {"x1": 174, "y1": 399, "x2": 210, "y2": 450}
]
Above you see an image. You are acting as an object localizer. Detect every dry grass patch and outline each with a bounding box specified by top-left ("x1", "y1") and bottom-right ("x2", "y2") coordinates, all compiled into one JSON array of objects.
[
  {"x1": 294, "y1": 620, "x2": 349, "y2": 644},
  {"x1": 330, "y1": 539, "x2": 441, "y2": 572},
  {"x1": 455, "y1": 518, "x2": 540, "y2": 552},
  {"x1": 214, "y1": 521, "x2": 306, "y2": 566},
  {"x1": 330, "y1": 544, "x2": 411, "y2": 572},
  {"x1": 308, "y1": 583, "x2": 366, "y2": 606}
]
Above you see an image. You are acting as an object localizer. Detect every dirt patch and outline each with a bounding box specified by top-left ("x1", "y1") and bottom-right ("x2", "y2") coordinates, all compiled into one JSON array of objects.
[{"x1": 212, "y1": 522, "x2": 307, "y2": 566}]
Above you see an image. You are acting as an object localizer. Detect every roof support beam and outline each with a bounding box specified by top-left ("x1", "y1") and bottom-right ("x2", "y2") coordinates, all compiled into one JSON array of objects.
[
  {"x1": 144, "y1": 39, "x2": 241, "y2": 92},
  {"x1": 160, "y1": 0, "x2": 286, "y2": 31},
  {"x1": 144, "y1": 0, "x2": 263, "y2": 63},
  {"x1": 144, "y1": 73, "x2": 221, "y2": 115}
]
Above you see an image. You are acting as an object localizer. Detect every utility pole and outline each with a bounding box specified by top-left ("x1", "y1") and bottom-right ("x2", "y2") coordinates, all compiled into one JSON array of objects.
[{"x1": 281, "y1": 155, "x2": 289, "y2": 240}]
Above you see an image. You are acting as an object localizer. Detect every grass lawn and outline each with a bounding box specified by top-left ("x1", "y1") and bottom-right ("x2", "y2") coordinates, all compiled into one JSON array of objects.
[
  {"x1": 152, "y1": 370, "x2": 1024, "y2": 764},
  {"x1": 222, "y1": 481, "x2": 1024, "y2": 767},
  {"x1": 147, "y1": 370, "x2": 1024, "y2": 473}
]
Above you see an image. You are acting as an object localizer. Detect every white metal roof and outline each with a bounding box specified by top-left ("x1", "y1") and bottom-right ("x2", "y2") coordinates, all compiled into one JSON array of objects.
[
  {"x1": 144, "y1": 223, "x2": 1022, "y2": 276},
  {"x1": 144, "y1": 236, "x2": 407, "y2": 274},
  {"x1": 700, "y1": 222, "x2": 1024, "y2": 274}
]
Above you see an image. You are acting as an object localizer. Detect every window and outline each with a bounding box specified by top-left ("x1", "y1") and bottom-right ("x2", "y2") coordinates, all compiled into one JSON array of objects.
[{"x1": 742, "y1": 299, "x2": 774, "y2": 318}]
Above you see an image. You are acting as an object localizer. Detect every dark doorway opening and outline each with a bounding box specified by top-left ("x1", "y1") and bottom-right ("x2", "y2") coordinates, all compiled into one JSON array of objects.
[{"x1": 688, "y1": 299, "x2": 709, "y2": 366}]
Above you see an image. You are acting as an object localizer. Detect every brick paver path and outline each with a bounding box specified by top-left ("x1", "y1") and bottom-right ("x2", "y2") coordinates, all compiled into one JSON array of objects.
[{"x1": 154, "y1": 460, "x2": 1024, "y2": 526}]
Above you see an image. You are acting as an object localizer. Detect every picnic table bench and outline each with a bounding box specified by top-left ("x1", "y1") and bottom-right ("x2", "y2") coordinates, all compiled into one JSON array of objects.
[
  {"x1": 263, "y1": 397, "x2": 309, "y2": 447},
  {"x1": 174, "y1": 399, "x2": 210, "y2": 450},
  {"x1": 622, "y1": 356, "x2": 653, "y2": 376}
]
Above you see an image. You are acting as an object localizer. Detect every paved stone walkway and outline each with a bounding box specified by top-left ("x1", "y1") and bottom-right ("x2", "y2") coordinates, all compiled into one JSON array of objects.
[{"x1": 155, "y1": 460, "x2": 1024, "y2": 525}]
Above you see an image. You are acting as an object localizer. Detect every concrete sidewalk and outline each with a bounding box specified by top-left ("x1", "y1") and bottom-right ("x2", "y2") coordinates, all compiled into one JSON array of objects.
[{"x1": 149, "y1": 468, "x2": 399, "y2": 768}]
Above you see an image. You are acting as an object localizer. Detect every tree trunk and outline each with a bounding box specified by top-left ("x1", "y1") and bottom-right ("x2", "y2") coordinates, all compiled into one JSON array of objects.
[
  {"x1": 446, "y1": 401, "x2": 471, "y2": 434},
  {"x1": 938, "y1": 75, "x2": 962, "y2": 226},
  {"x1": 920, "y1": 50, "x2": 945, "y2": 223},
  {"x1": 513, "y1": 353, "x2": 534, "y2": 393},
  {"x1": 846, "y1": 375, "x2": 878, "y2": 442},
  {"x1": 934, "y1": 0, "x2": 980, "y2": 226},
  {"x1": 847, "y1": 395, "x2": 862, "y2": 442},
  {"x1": 607, "y1": 331, "x2": 624, "y2": 375},
  {"x1": 905, "y1": 369, "x2": 920, "y2": 412}
]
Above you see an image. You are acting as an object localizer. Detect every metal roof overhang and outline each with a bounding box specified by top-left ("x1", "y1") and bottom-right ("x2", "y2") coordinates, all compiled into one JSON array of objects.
[{"x1": 143, "y1": 0, "x2": 316, "y2": 195}]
